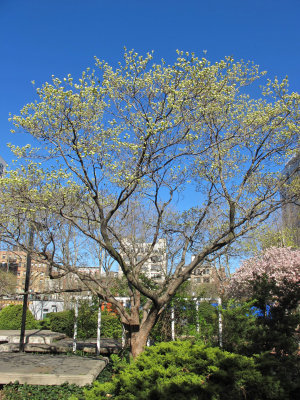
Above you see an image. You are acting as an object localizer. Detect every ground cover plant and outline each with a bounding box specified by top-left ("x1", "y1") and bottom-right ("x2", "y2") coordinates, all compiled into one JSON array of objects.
[{"x1": 2, "y1": 382, "x2": 86, "y2": 400}]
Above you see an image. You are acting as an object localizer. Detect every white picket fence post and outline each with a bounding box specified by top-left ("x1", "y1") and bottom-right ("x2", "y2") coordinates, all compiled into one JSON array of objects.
[
  {"x1": 73, "y1": 298, "x2": 78, "y2": 353},
  {"x1": 96, "y1": 299, "x2": 101, "y2": 355},
  {"x1": 171, "y1": 305, "x2": 175, "y2": 341},
  {"x1": 217, "y1": 297, "x2": 223, "y2": 347}
]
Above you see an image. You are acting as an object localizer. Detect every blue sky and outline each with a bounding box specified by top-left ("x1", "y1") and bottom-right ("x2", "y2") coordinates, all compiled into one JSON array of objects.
[{"x1": 0, "y1": 0, "x2": 299, "y2": 164}]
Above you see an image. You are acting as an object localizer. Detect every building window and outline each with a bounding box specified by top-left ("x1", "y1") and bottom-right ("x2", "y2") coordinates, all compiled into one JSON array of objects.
[
  {"x1": 151, "y1": 255, "x2": 161, "y2": 263},
  {"x1": 151, "y1": 265, "x2": 161, "y2": 272}
]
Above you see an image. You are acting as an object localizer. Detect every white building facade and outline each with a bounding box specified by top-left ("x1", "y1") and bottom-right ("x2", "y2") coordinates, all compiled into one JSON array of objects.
[
  {"x1": 118, "y1": 238, "x2": 167, "y2": 283},
  {"x1": 0, "y1": 155, "x2": 7, "y2": 177}
]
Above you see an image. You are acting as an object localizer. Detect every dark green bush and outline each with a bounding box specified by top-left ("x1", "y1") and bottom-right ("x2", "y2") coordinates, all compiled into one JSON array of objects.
[
  {"x1": 256, "y1": 352, "x2": 300, "y2": 398},
  {"x1": 76, "y1": 301, "x2": 97, "y2": 339},
  {"x1": 250, "y1": 275, "x2": 300, "y2": 355},
  {"x1": 173, "y1": 299, "x2": 218, "y2": 343},
  {"x1": 221, "y1": 300, "x2": 258, "y2": 355},
  {"x1": 196, "y1": 301, "x2": 219, "y2": 344},
  {"x1": 0, "y1": 304, "x2": 39, "y2": 330},
  {"x1": 222, "y1": 276, "x2": 300, "y2": 357},
  {"x1": 76, "y1": 300, "x2": 122, "y2": 340},
  {"x1": 100, "y1": 312, "x2": 122, "y2": 339},
  {"x1": 80, "y1": 341, "x2": 284, "y2": 400},
  {"x1": 38, "y1": 315, "x2": 51, "y2": 329},
  {"x1": 150, "y1": 299, "x2": 218, "y2": 345},
  {"x1": 47, "y1": 306, "x2": 122, "y2": 340},
  {"x1": 48, "y1": 310, "x2": 74, "y2": 337},
  {"x1": 3, "y1": 381, "x2": 86, "y2": 400}
]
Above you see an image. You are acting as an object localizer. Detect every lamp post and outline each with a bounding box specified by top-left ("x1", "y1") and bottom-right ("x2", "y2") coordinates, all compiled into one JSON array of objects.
[{"x1": 19, "y1": 226, "x2": 34, "y2": 352}]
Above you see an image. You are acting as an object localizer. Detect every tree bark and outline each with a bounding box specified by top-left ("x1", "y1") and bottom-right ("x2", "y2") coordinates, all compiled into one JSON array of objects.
[
  {"x1": 123, "y1": 310, "x2": 158, "y2": 358},
  {"x1": 130, "y1": 330, "x2": 149, "y2": 359}
]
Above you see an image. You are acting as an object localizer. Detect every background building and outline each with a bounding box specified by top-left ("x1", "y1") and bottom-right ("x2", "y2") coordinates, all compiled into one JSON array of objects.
[
  {"x1": 0, "y1": 155, "x2": 7, "y2": 177},
  {"x1": 281, "y1": 154, "x2": 300, "y2": 246},
  {"x1": 0, "y1": 250, "x2": 20, "y2": 275},
  {"x1": 118, "y1": 238, "x2": 167, "y2": 283},
  {"x1": 0, "y1": 249, "x2": 54, "y2": 294},
  {"x1": 0, "y1": 248, "x2": 106, "y2": 297},
  {"x1": 29, "y1": 299, "x2": 65, "y2": 320},
  {"x1": 189, "y1": 256, "x2": 227, "y2": 296}
]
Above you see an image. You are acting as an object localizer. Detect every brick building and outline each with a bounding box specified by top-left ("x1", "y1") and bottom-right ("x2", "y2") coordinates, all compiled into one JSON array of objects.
[
  {"x1": 0, "y1": 248, "x2": 104, "y2": 297},
  {"x1": 188, "y1": 256, "x2": 227, "y2": 296},
  {"x1": 0, "y1": 250, "x2": 52, "y2": 294}
]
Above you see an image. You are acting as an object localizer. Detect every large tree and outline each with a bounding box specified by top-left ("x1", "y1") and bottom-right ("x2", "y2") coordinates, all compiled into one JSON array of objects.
[{"x1": 0, "y1": 51, "x2": 299, "y2": 357}]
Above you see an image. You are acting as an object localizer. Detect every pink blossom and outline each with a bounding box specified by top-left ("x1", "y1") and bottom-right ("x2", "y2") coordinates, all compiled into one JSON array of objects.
[{"x1": 228, "y1": 247, "x2": 300, "y2": 298}]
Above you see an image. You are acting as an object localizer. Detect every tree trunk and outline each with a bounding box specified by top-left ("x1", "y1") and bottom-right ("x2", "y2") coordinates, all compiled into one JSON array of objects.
[
  {"x1": 130, "y1": 330, "x2": 149, "y2": 358},
  {"x1": 123, "y1": 323, "x2": 150, "y2": 358},
  {"x1": 123, "y1": 313, "x2": 158, "y2": 358}
]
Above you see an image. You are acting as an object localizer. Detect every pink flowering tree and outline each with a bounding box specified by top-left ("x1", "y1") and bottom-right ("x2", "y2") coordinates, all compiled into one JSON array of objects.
[
  {"x1": 226, "y1": 247, "x2": 300, "y2": 354},
  {"x1": 228, "y1": 247, "x2": 300, "y2": 299}
]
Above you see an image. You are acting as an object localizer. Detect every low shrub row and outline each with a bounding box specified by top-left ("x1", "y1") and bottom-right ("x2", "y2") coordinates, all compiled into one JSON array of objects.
[
  {"x1": 45, "y1": 304, "x2": 122, "y2": 340},
  {"x1": 0, "y1": 302, "x2": 122, "y2": 340}
]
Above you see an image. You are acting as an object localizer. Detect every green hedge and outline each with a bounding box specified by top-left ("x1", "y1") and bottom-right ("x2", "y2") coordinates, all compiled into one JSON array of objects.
[
  {"x1": 0, "y1": 304, "x2": 39, "y2": 330},
  {"x1": 48, "y1": 306, "x2": 122, "y2": 340},
  {"x1": 48, "y1": 310, "x2": 74, "y2": 337},
  {"x1": 80, "y1": 341, "x2": 285, "y2": 400},
  {"x1": 99, "y1": 312, "x2": 122, "y2": 339}
]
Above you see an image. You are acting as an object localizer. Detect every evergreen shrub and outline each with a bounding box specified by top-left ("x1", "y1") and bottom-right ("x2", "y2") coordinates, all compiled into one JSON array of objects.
[
  {"x1": 80, "y1": 341, "x2": 284, "y2": 400},
  {"x1": 39, "y1": 315, "x2": 51, "y2": 329},
  {"x1": 222, "y1": 276, "x2": 300, "y2": 357},
  {"x1": 256, "y1": 352, "x2": 300, "y2": 398},
  {"x1": 76, "y1": 305, "x2": 122, "y2": 340},
  {"x1": 0, "y1": 304, "x2": 39, "y2": 330},
  {"x1": 221, "y1": 300, "x2": 258, "y2": 355}
]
